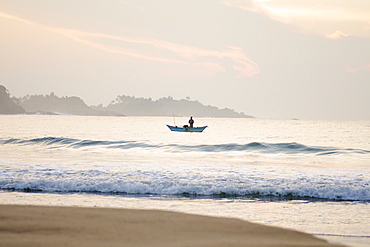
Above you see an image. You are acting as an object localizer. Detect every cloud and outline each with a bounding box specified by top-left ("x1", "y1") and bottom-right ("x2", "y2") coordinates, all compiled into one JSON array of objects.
[
  {"x1": 223, "y1": 0, "x2": 370, "y2": 39},
  {"x1": 325, "y1": 31, "x2": 352, "y2": 40},
  {"x1": 0, "y1": 12, "x2": 36, "y2": 25},
  {"x1": 0, "y1": 11, "x2": 259, "y2": 78},
  {"x1": 51, "y1": 28, "x2": 260, "y2": 78},
  {"x1": 345, "y1": 64, "x2": 370, "y2": 73}
]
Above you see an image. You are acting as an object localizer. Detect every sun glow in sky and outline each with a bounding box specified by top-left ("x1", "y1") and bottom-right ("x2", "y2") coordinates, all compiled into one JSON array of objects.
[{"x1": 1, "y1": 0, "x2": 369, "y2": 120}]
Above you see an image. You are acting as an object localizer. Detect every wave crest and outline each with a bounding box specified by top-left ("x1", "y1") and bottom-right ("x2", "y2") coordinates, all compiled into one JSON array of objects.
[{"x1": 1, "y1": 137, "x2": 369, "y2": 155}]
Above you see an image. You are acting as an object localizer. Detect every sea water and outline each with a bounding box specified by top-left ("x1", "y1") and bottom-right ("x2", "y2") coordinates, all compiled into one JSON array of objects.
[{"x1": 0, "y1": 115, "x2": 369, "y2": 246}]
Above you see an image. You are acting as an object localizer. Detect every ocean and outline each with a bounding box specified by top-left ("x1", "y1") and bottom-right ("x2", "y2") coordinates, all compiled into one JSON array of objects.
[{"x1": 0, "y1": 115, "x2": 369, "y2": 246}]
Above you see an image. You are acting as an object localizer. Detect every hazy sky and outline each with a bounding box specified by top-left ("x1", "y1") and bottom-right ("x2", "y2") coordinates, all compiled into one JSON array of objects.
[{"x1": 1, "y1": 0, "x2": 369, "y2": 120}]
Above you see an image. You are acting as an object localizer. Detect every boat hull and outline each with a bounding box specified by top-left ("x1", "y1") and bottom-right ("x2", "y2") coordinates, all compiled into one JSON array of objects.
[{"x1": 166, "y1": 125, "x2": 207, "y2": 132}]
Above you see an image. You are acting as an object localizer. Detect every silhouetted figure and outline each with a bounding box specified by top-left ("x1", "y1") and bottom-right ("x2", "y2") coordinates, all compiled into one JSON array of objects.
[{"x1": 188, "y1": 116, "x2": 194, "y2": 128}]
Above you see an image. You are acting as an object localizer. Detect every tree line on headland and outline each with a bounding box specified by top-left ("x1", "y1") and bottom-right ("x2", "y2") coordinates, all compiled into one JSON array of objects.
[{"x1": 0, "y1": 85, "x2": 253, "y2": 118}]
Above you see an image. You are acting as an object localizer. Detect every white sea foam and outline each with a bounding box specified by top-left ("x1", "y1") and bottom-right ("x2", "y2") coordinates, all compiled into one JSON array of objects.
[{"x1": 1, "y1": 161, "x2": 369, "y2": 201}]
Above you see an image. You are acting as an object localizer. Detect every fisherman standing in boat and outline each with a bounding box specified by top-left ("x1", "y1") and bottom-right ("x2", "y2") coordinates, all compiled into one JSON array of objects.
[{"x1": 188, "y1": 116, "x2": 194, "y2": 128}]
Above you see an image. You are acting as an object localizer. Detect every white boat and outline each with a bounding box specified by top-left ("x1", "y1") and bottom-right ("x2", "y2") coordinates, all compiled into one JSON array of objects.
[{"x1": 166, "y1": 124, "x2": 207, "y2": 132}]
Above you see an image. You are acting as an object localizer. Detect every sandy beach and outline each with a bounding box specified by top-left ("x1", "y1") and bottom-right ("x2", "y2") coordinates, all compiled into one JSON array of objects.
[{"x1": 0, "y1": 205, "x2": 344, "y2": 247}]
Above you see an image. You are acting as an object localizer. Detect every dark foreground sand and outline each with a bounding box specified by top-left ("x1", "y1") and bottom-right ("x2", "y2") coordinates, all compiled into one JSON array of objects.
[{"x1": 0, "y1": 205, "x2": 344, "y2": 247}]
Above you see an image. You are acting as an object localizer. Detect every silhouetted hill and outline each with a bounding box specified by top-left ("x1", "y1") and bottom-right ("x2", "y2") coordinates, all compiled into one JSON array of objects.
[
  {"x1": 103, "y1": 95, "x2": 253, "y2": 118},
  {"x1": 0, "y1": 85, "x2": 25, "y2": 114},
  {"x1": 5, "y1": 88, "x2": 253, "y2": 117},
  {"x1": 19, "y1": 93, "x2": 122, "y2": 116}
]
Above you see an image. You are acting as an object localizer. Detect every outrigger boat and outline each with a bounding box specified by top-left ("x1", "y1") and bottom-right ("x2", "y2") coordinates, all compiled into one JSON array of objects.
[{"x1": 166, "y1": 124, "x2": 207, "y2": 132}]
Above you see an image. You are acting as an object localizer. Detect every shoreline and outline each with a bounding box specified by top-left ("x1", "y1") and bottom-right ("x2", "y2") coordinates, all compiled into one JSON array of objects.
[{"x1": 0, "y1": 204, "x2": 344, "y2": 247}]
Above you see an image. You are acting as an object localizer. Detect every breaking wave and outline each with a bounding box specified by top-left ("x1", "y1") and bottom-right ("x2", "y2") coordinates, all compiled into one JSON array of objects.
[
  {"x1": 1, "y1": 161, "x2": 369, "y2": 201},
  {"x1": 1, "y1": 137, "x2": 369, "y2": 155},
  {"x1": 2, "y1": 136, "x2": 369, "y2": 201}
]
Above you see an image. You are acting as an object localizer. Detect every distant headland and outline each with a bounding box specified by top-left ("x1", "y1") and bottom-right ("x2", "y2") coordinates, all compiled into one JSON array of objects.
[
  {"x1": 0, "y1": 85, "x2": 26, "y2": 114},
  {"x1": 0, "y1": 85, "x2": 253, "y2": 118}
]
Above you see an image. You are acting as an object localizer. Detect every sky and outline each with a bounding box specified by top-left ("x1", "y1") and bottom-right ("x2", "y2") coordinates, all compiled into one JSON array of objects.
[{"x1": 1, "y1": 0, "x2": 369, "y2": 120}]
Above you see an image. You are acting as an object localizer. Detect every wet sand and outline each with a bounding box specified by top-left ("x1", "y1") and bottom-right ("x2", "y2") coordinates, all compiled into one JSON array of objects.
[{"x1": 0, "y1": 205, "x2": 344, "y2": 247}]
